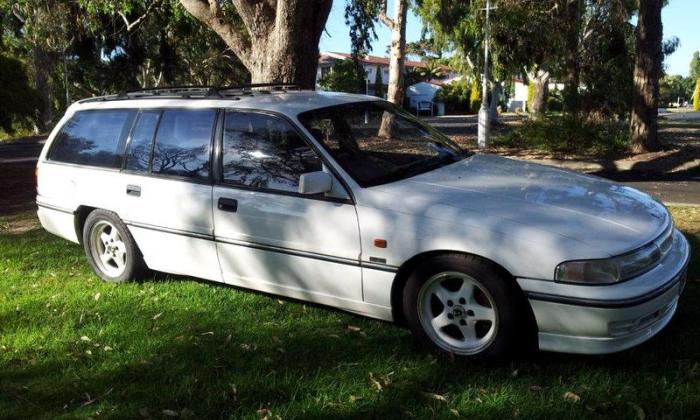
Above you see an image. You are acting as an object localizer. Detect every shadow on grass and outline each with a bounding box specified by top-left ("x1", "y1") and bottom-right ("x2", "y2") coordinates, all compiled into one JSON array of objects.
[{"x1": 1, "y1": 227, "x2": 699, "y2": 418}]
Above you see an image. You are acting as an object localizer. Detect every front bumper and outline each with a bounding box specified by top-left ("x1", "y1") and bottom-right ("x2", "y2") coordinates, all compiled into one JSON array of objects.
[{"x1": 518, "y1": 229, "x2": 690, "y2": 355}]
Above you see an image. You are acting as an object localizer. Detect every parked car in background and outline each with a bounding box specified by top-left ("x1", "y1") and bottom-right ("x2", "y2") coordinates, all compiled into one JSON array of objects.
[{"x1": 36, "y1": 86, "x2": 689, "y2": 359}]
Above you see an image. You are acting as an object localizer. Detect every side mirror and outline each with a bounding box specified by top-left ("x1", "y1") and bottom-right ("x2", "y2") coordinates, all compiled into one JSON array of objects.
[{"x1": 299, "y1": 171, "x2": 333, "y2": 195}]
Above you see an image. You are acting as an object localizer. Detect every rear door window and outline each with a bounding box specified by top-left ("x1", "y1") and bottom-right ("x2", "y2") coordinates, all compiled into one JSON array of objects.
[
  {"x1": 125, "y1": 110, "x2": 160, "y2": 172},
  {"x1": 49, "y1": 110, "x2": 135, "y2": 168},
  {"x1": 151, "y1": 109, "x2": 216, "y2": 180}
]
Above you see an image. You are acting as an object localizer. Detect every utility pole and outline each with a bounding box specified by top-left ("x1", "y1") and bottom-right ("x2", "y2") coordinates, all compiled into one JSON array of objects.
[{"x1": 478, "y1": 0, "x2": 496, "y2": 149}]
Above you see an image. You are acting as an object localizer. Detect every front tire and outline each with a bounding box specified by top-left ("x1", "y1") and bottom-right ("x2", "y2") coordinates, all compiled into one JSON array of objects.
[
  {"x1": 403, "y1": 254, "x2": 524, "y2": 360},
  {"x1": 82, "y1": 209, "x2": 146, "y2": 283}
]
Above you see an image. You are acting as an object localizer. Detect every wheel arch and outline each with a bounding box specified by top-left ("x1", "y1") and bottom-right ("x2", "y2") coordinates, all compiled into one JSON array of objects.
[
  {"x1": 390, "y1": 250, "x2": 538, "y2": 347},
  {"x1": 74, "y1": 205, "x2": 97, "y2": 244}
]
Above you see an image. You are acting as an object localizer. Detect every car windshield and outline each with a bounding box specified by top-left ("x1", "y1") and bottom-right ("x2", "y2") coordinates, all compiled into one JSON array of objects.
[{"x1": 298, "y1": 101, "x2": 468, "y2": 187}]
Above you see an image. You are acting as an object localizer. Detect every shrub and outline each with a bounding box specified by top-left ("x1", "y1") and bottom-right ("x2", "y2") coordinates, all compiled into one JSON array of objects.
[
  {"x1": 547, "y1": 90, "x2": 564, "y2": 112},
  {"x1": 694, "y1": 79, "x2": 700, "y2": 111},
  {"x1": 492, "y1": 115, "x2": 629, "y2": 157},
  {"x1": 434, "y1": 79, "x2": 471, "y2": 113},
  {"x1": 318, "y1": 59, "x2": 364, "y2": 94},
  {"x1": 374, "y1": 65, "x2": 385, "y2": 98},
  {"x1": 469, "y1": 79, "x2": 481, "y2": 113}
]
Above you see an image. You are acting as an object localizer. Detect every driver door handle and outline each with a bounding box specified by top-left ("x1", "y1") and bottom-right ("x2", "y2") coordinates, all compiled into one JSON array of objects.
[{"x1": 218, "y1": 197, "x2": 238, "y2": 213}]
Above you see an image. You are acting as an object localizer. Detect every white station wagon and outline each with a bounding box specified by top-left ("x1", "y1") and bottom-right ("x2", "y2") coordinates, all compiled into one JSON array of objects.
[{"x1": 37, "y1": 86, "x2": 690, "y2": 359}]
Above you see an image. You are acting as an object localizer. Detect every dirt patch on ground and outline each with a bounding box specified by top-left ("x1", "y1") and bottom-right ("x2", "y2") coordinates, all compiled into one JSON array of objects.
[{"x1": 0, "y1": 210, "x2": 39, "y2": 235}]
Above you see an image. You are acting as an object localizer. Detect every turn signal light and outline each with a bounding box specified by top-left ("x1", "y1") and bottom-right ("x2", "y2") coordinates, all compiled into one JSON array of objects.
[{"x1": 373, "y1": 239, "x2": 387, "y2": 248}]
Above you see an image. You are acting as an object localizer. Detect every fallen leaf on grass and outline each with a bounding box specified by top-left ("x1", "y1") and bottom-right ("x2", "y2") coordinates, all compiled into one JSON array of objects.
[
  {"x1": 563, "y1": 391, "x2": 581, "y2": 403},
  {"x1": 347, "y1": 325, "x2": 361, "y2": 332},
  {"x1": 94, "y1": 292, "x2": 101, "y2": 301},
  {"x1": 80, "y1": 336, "x2": 91, "y2": 342},
  {"x1": 162, "y1": 409, "x2": 179, "y2": 417},
  {"x1": 369, "y1": 372, "x2": 383, "y2": 391},
  {"x1": 152, "y1": 312, "x2": 163, "y2": 320},
  {"x1": 422, "y1": 392, "x2": 448, "y2": 402}
]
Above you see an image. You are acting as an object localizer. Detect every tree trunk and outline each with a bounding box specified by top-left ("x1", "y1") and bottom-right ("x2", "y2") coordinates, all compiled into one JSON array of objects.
[
  {"x1": 378, "y1": 0, "x2": 408, "y2": 138},
  {"x1": 32, "y1": 47, "x2": 52, "y2": 130},
  {"x1": 384, "y1": 0, "x2": 407, "y2": 106},
  {"x1": 563, "y1": 0, "x2": 582, "y2": 116},
  {"x1": 529, "y1": 71, "x2": 550, "y2": 119},
  {"x1": 179, "y1": 0, "x2": 332, "y2": 89},
  {"x1": 489, "y1": 80, "x2": 502, "y2": 122},
  {"x1": 630, "y1": 0, "x2": 663, "y2": 153}
]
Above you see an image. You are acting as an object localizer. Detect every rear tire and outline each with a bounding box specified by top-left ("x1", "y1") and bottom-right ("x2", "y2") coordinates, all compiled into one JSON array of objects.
[
  {"x1": 82, "y1": 209, "x2": 147, "y2": 283},
  {"x1": 402, "y1": 254, "x2": 524, "y2": 360}
]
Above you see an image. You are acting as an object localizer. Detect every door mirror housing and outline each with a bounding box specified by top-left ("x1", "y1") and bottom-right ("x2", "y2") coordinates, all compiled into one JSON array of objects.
[{"x1": 299, "y1": 171, "x2": 333, "y2": 195}]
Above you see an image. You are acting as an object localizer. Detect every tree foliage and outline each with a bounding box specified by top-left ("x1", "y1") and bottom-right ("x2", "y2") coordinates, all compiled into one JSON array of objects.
[
  {"x1": 0, "y1": 54, "x2": 40, "y2": 133},
  {"x1": 694, "y1": 79, "x2": 700, "y2": 111},
  {"x1": 317, "y1": 59, "x2": 365, "y2": 93},
  {"x1": 659, "y1": 75, "x2": 694, "y2": 106},
  {"x1": 690, "y1": 51, "x2": 700, "y2": 82},
  {"x1": 0, "y1": 0, "x2": 250, "y2": 131}
]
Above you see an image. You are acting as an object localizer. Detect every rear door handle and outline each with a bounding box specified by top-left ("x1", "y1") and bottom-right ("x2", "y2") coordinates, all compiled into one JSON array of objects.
[
  {"x1": 217, "y1": 197, "x2": 238, "y2": 213},
  {"x1": 126, "y1": 185, "x2": 141, "y2": 197}
]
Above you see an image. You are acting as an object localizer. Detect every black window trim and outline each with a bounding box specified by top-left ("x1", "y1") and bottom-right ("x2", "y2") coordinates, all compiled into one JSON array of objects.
[
  {"x1": 47, "y1": 108, "x2": 137, "y2": 170},
  {"x1": 119, "y1": 107, "x2": 219, "y2": 186},
  {"x1": 44, "y1": 106, "x2": 357, "y2": 203},
  {"x1": 215, "y1": 108, "x2": 355, "y2": 205}
]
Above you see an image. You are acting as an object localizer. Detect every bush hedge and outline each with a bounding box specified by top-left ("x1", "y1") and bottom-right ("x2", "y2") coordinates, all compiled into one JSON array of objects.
[{"x1": 492, "y1": 115, "x2": 630, "y2": 157}]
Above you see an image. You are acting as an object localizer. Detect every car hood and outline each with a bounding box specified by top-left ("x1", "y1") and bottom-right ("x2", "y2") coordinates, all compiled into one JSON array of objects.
[{"x1": 364, "y1": 154, "x2": 670, "y2": 257}]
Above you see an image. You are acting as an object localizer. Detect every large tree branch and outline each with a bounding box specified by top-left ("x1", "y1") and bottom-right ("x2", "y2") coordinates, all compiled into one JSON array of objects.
[
  {"x1": 179, "y1": 0, "x2": 252, "y2": 67},
  {"x1": 118, "y1": 0, "x2": 163, "y2": 32},
  {"x1": 232, "y1": 0, "x2": 275, "y2": 38},
  {"x1": 378, "y1": 0, "x2": 395, "y2": 30}
]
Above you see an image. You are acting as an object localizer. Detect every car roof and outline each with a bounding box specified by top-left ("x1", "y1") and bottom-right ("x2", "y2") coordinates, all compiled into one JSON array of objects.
[{"x1": 68, "y1": 90, "x2": 381, "y2": 117}]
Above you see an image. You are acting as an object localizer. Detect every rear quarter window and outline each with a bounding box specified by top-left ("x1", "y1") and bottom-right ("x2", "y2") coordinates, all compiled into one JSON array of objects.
[
  {"x1": 49, "y1": 110, "x2": 135, "y2": 168},
  {"x1": 150, "y1": 109, "x2": 216, "y2": 180}
]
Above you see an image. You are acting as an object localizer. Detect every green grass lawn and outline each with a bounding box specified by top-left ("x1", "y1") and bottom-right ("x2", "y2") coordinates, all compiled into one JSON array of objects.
[{"x1": 1, "y1": 208, "x2": 699, "y2": 419}]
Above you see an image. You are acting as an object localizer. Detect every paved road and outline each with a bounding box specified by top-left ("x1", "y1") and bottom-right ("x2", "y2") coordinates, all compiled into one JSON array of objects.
[
  {"x1": 660, "y1": 110, "x2": 700, "y2": 121},
  {"x1": 0, "y1": 138, "x2": 44, "y2": 164},
  {"x1": 1, "y1": 137, "x2": 698, "y2": 206}
]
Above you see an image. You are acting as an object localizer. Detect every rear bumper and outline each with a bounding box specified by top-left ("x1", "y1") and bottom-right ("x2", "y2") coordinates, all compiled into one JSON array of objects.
[
  {"x1": 519, "y1": 229, "x2": 689, "y2": 355},
  {"x1": 37, "y1": 200, "x2": 80, "y2": 243}
]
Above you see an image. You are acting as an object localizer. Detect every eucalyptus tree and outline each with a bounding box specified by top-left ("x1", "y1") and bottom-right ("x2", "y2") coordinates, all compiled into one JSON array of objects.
[
  {"x1": 178, "y1": 0, "x2": 332, "y2": 89},
  {"x1": 345, "y1": 0, "x2": 410, "y2": 107},
  {"x1": 629, "y1": 0, "x2": 664, "y2": 153},
  {"x1": 1, "y1": 0, "x2": 74, "y2": 128},
  {"x1": 417, "y1": 0, "x2": 556, "y2": 119}
]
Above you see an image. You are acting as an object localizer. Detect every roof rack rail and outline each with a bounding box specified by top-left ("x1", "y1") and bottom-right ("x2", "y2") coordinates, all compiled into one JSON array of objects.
[
  {"x1": 218, "y1": 83, "x2": 300, "y2": 92},
  {"x1": 117, "y1": 86, "x2": 221, "y2": 99},
  {"x1": 77, "y1": 83, "x2": 304, "y2": 103}
]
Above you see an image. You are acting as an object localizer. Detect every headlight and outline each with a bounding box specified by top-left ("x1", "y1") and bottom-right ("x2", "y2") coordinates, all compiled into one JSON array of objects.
[
  {"x1": 554, "y1": 259, "x2": 620, "y2": 284},
  {"x1": 555, "y1": 226, "x2": 673, "y2": 284}
]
